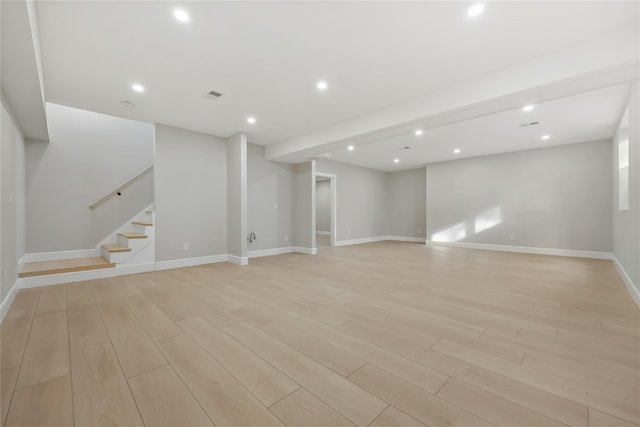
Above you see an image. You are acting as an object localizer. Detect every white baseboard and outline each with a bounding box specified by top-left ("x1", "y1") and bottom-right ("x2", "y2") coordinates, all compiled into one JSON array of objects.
[
  {"x1": 427, "y1": 241, "x2": 613, "y2": 260},
  {"x1": 334, "y1": 236, "x2": 387, "y2": 247},
  {"x1": 18, "y1": 263, "x2": 156, "y2": 289},
  {"x1": 23, "y1": 248, "x2": 98, "y2": 263},
  {"x1": 387, "y1": 236, "x2": 426, "y2": 243},
  {"x1": 613, "y1": 256, "x2": 640, "y2": 308},
  {"x1": 248, "y1": 247, "x2": 294, "y2": 258},
  {"x1": 155, "y1": 255, "x2": 227, "y2": 271},
  {"x1": 316, "y1": 231, "x2": 331, "y2": 236},
  {"x1": 293, "y1": 246, "x2": 317, "y2": 255},
  {"x1": 1, "y1": 280, "x2": 19, "y2": 323},
  {"x1": 227, "y1": 255, "x2": 249, "y2": 265},
  {"x1": 334, "y1": 236, "x2": 425, "y2": 247}
]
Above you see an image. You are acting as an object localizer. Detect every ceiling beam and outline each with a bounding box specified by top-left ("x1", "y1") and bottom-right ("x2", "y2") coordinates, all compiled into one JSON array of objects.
[
  {"x1": 266, "y1": 26, "x2": 639, "y2": 164},
  {"x1": 1, "y1": 0, "x2": 49, "y2": 141}
]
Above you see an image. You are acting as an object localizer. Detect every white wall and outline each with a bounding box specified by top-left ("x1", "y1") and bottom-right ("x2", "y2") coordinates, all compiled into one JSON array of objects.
[
  {"x1": 426, "y1": 140, "x2": 612, "y2": 252},
  {"x1": 247, "y1": 144, "x2": 294, "y2": 252},
  {"x1": 227, "y1": 133, "x2": 247, "y2": 260},
  {"x1": 1, "y1": 97, "x2": 26, "y2": 304},
  {"x1": 155, "y1": 124, "x2": 227, "y2": 262},
  {"x1": 387, "y1": 168, "x2": 426, "y2": 239},
  {"x1": 315, "y1": 180, "x2": 330, "y2": 232},
  {"x1": 293, "y1": 162, "x2": 315, "y2": 249},
  {"x1": 613, "y1": 81, "x2": 640, "y2": 296},
  {"x1": 316, "y1": 159, "x2": 388, "y2": 242},
  {"x1": 25, "y1": 103, "x2": 154, "y2": 252}
]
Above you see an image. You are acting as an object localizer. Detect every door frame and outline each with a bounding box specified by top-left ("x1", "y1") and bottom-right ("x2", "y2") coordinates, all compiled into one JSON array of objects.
[{"x1": 314, "y1": 172, "x2": 337, "y2": 247}]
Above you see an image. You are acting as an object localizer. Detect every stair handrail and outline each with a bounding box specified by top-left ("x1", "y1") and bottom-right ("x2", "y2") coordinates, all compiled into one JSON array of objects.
[{"x1": 89, "y1": 165, "x2": 153, "y2": 209}]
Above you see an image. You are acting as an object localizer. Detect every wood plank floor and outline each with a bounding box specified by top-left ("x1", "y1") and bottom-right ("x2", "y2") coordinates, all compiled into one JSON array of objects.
[{"x1": 2, "y1": 241, "x2": 639, "y2": 426}]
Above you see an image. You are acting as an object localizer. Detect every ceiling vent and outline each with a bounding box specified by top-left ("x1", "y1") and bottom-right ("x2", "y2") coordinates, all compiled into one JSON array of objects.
[
  {"x1": 206, "y1": 90, "x2": 222, "y2": 99},
  {"x1": 519, "y1": 121, "x2": 539, "y2": 127}
]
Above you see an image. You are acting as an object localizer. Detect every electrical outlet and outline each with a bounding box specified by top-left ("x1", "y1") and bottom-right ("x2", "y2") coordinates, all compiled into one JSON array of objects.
[
  {"x1": 183, "y1": 242, "x2": 189, "y2": 251},
  {"x1": 274, "y1": 202, "x2": 278, "y2": 209},
  {"x1": 347, "y1": 229, "x2": 351, "y2": 236},
  {"x1": 509, "y1": 233, "x2": 516, "y2": 241},
  {"x1": 284, "y1": 235, "x2": 288, "y2": 242},
  {"x1": 417, "y1": 228, "x2": 421, "y2": 234}
]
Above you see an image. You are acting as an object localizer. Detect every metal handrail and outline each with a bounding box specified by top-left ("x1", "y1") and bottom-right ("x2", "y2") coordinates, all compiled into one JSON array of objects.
[{"x1": 89, "y1": 165, "x2": 153, "y2": 209}]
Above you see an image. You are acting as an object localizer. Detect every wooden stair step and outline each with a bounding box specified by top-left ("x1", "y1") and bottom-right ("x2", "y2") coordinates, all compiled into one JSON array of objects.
[
  {"x1": 132, "y1": 221, "x2": 153, "y2": 226},
  {"x1": 19, "y1": 257, "x2": 115, "y2": 278},
  {"x1": 118, "y1": 232, "x2": 148, "y2": 239},
  {"x1": 102, "y1": 244, "x2": 132, "y2": 253}
]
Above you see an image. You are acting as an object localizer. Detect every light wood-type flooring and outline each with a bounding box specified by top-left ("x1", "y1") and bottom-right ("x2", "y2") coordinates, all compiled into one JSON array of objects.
[{"x1": 2, "y1": 241, "x2": 639, "y2": 426}]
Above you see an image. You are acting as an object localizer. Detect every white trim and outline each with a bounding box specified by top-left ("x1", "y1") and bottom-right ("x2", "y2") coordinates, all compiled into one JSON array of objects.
[
  {"x1": 248, "y1": 247, "x2": 294, "y2": 258},
  {"x1": 613, "y1": 256, "x2": 640, "y2": 308},
  {"x1": 18, "y1": 263, "x2": 156, "y2": 289},
  {"x1": 16, "y1": 254, "x2": 235, "y2": 290},
  {"x1": 316, "y1": 231, "x2": 331, "y2": 236},
  {"x1": 387, "y1": 236, "x2": 426, "y2": 243},
  {"x1": 227, "y1": 255, "x2": 249, "y2": 265},
  {"x1": 17, "y1": 255, "x2": 25, "y2": 273},
  {"x1": 293, "y1": 246, "x2": 317, "y2": 255},
  {"x1": 426, "y1": 241, "x2": 613, "y2": 260},
  {"x1": 155, "y1": 255, "x2": 227, "y2": 271},
  {"x1": 1, "y1": 280, "x2": 19, "y2": 323},
  {"x1": 314, "y1": 172, "x2": 337, "y2": 247},
  {"x1": 23, "y1": 248, "x2": 98, "y2": 263},
  {"x1": 335, "y1": 236, "x2": 387, "y2": 247}
]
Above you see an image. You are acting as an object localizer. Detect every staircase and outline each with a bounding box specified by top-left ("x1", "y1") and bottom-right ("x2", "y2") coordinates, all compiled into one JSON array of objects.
[
  {"x1": 100, "y1": 210, "x2": 155, "y2": 264},
  {"x1": 19, "y1": 208, "x2": 155, "y2": 280}
]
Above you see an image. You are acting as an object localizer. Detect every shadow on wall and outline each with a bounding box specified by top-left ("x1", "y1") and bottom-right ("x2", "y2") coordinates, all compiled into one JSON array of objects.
[{"x1": 432, "y1": 206, "x2": 502, "y2": 242}]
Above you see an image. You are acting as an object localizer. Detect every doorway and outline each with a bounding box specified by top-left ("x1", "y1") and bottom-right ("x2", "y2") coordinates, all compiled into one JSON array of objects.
[{"x1": 314, "y1": 173, "x2": 336, "y2": 247}]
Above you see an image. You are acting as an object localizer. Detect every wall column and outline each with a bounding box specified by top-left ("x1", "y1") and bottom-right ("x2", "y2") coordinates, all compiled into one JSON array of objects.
[{"x1": 227, "y1": 132, "x2": 248, "y2": 264}]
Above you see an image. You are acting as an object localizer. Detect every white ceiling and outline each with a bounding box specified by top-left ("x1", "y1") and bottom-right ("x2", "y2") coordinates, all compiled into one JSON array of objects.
[
  {"x1": 328, "y1": 83, "x2": 632, "y2": 171},
  {"x1": 36, "y1": 1, "x2": 638, "y2": 156}
]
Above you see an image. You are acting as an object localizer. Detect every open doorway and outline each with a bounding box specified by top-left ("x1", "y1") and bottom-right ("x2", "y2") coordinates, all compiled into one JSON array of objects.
[{"x1": 315, "y1": 173, "x2": 336, "y2": 247}]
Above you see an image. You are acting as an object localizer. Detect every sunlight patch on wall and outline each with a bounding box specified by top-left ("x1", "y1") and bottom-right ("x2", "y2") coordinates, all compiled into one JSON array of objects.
[
  {"x1": 432, "y1": 222, "x2": 466, "y2": 242},
  {"x1": 474, "y1": 206, "x2": 502, "y2": 233}
]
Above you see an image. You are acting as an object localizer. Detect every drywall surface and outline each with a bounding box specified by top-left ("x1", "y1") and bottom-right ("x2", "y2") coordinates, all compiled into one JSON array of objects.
[
  {"x1": 613, "y1": 80, "x2": 640, "y2": 292},
  {"x1": 247, "y1": 143, "x2": 294, "y2": 252},
  {"x1": 293, "y1": 162, "x2": 315, "y2": 248},
  {"x1": 227, "y1": 132, "x2": 247, "y2": 259},
  {"x1": 426, "y1": 140, "x2": 612, "y2": 252},
  {"x1": 155, "y1": 124, "x2": 227, "y2": 262},
  {"x1": 316, "y1": 159, "x2": 388, "y2": 241},
  {"x1": 315, "y1": 180, "x2": 330, "y2": 232},
  {"x1": 25, "y1": 103, "x2": 153, "y2": 252},
  {"x1": 387, "y1": 168, "x2": 426, "y2": 238},
  {"x1": 1, "y1": 98, "x2": 25, "y2": 303}
]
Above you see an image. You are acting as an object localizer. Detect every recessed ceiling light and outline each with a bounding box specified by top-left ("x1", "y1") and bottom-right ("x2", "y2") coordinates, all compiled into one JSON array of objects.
[
  {"x1": 454, "y1": 148, "x2": 461, "y2": 154},
  {"x1": 247, "y1": 116, "x2": 256, "y2": 124},
  {"x1": 347, "y1": 145, "x2": 355, "y2": 151},
  {"x1": 468, "y1": 3, "x2": 484, "y2": 17},
  {"x1": 174, "y1": 9, "x2": 190, "y2": 22},
  {"x1": 394, "y1": 158, "x2": 400, "y2": 163},
  {"x1": 317, "y1": 80, "x2": 328, "y2": 91},
  {"x1": 523, "y1": 105, "x2": 534, "y2": 112},
  {"x1": 415, "y1": 129, "x2": 423, "y2": 136},
  {"x1": 541, "y1": 134, "x2": 550, "y2": 140},
  {"x1": 131, "y1": 83, "x2": 145, "y2": 93}
]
